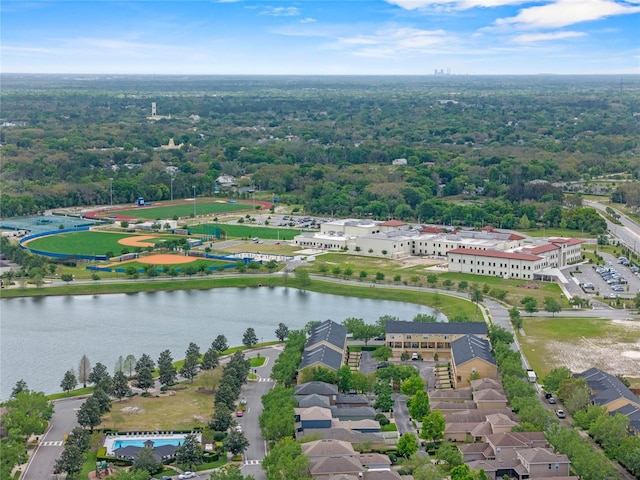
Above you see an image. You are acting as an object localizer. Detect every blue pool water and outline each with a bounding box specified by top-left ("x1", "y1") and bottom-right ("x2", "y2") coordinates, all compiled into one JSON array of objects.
[{"x1": 114, "y1": 438, "x2": 184, "y2": 449}]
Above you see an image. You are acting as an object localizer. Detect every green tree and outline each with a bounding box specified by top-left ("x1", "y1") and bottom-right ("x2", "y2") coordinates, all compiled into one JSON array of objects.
[
  {"x1": 77, "y1": 396, "x2": 101, "y2": 432},
  {"x1": 224, "y1": 430, "x2": 250, "y2": 456},
  {"x1": 180, "y1": 342, "x2": 201, "y2": 382},
  {"x1": 435, "y1": 441, "x2": 463, "y2": 467},
  {"x1": 134, "y1": 353, "x2": 155, "y2": 392},
  {"x1": 521, "y1": 296, "x2": 538, "y2": 314},
  {"x1": 202, "y1": 343, "x2": 220, "y2": 370},
  {"x1": 542, "y1": 366, "x2": 571, "y2": 393},
  {"x1": 373, "y1": 345, "x2": 392, "y2": 361},
  {"x1": 400, "y1": 375, "x2": 425, "y2": 396},
  {"x1": 275, "y1": 322, "x2": 289, "y2": 341},
  {"x1": 211, "y1": 469, "x2": 256, "y2": 480},
  {"x1": 132, "y1": 446, "x2": 163, "y2": 476},
  {"x1": 543, "y1": 296, "x2": 562, "y2": 316},
  {"x1": 243, "y1": 327, "x2": 258, "y2": 347},
  {"x1": 123, "y1": 354, "x2": 136, "y2": 377},
  {"x1": 210, "y1": 403, "x2": 233, "y2": 432},
  {"x1": 92, "y1": 387, "x2": 112, "y2": 414},
  {"x1": 88, "y1": 362, "x2": 110, "y2": 386},
  {"x1": 158, "y1": 349, "x2": 177, "y2": 386},
  {"x1": 407, "y1": 391, "x2": 430, "y2": 420},
  {"x1": 262, "y1": 437, "x2": 311, "y2": 480},
  {"x1": 112, "y1": 370, "x2": 132, "y2": 400},
  {"x1": 397, "y1": 432, "x2": 419, "y2": 457},
  {"x1": 175, "y1": 433, "x2": 203, "y2": 470},
  {"x1": 54, "y1": 443, "x2": 84, "y2": 478},
  {"x1": 60, "y1": 369, "x2": 78, "y2": 394},
  {"x1": 295, "y1": 268, "x2": 310, "y2": 287},
  {"x1": 337, "y1": 365, "x2": 353, "y2": 393},
  {"x1": 61, "y1": 273, "x2": 74, "y2": 284},
  {"x1": 421, "y1": 410, "x2": 446, "y2": 442},
  {"x1": 213, "y1": 334, "x2": 228, "y2": 352}
]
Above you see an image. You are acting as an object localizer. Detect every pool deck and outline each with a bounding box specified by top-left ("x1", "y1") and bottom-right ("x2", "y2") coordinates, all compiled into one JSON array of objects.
[{"x1": 104, "y1": 432, "x2": 200, "y2": 456}]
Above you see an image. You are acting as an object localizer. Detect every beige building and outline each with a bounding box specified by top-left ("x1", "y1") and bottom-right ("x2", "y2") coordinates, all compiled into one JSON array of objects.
[
  {"x1": 451, "y1": 335, "x2": 498, "y2": 388},
  {"x1": 385, "y1": 321, "x2": 488, "y2": 360}
]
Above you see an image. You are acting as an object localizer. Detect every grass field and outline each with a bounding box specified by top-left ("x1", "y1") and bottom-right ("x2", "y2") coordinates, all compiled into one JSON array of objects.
[
  {"x1": 100, "y1": 372, "x2": 222, "y2": 431},
  {"x1": 111, "y1": 200, "x2": 256, "y2": 220},
  {"x1": 25, "y1": 231, "x2": 183, "y2": 256},
  {"x1": 191, "y1": 223, "x2": 307, "y2": 241},
  {"x1": 521, "y1": 227, "x2": 597, "y2": 238},
  {"x1": 518, "y1": 316, "x2": 640, "y2": 380}
]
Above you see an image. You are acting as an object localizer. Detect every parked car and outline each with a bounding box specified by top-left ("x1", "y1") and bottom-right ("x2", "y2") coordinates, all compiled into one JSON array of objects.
[
  {"x1": 548, "y1": 396, "x2": 557, "y2": 404},
  {"x1": 411, "y1": 353, "x2": 419, "y2": 360},
  {"x1": 236, "y1": 410, "x2": 244, "y2": 417},
  {"x1": 555, "y1": 409, "x2": 566, "y2": 419},
  {"x1": 179, "y1": 472, "x2": 196, "y2": 479},
  {"x1": 544, "y1": 392, "x2": 553, "y2": 399},
  {"x1": 240, "y1": 396, "x2": 247, "y2": 405},
  {"x1": 376, "y1": 362, "x2": 389, "y2": 370},
  {"x1": 235, "y1": 425, "x2": 242, "y2": 432}
]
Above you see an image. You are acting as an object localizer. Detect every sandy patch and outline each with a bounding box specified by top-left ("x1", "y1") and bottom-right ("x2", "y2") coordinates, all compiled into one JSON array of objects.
[
  {"x1": 121, "y1": 406, "x2": 144, "y2": 414},
  {"x1": 106, "y1": 254, "x2": 199, "y2": 267},
  {"x1": 543, "y1": 335, "x2": 640, "y2": 377},
  {"x1": 118, "y1": 235, "x2": 159, "y2": 247}
]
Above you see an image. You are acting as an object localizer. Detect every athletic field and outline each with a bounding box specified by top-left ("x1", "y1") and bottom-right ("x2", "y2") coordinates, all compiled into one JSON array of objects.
[
  {"x1": 86, "y1": 200, "x2": 268, "y2": 221},
  {"x1": 24, "y1": 231, "x2": 182, "y2": 256}
]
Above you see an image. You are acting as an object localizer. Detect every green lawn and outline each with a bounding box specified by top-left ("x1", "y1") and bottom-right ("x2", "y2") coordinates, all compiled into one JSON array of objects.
[
  {"x1": 520, "y1": 227, "x2": 597, "y2": 238},
  {"x1": 115, "y1": 259, "x2": 235, "y2": 272},
  {"x1": 25, "y1": 231, "x2": 183, "y2": 256},
  {"x1": 112, "y1": 200, "x2": 255, "y2": 220},
  {"x1": 191, "y1": 223, "x2": 309, "y2": 241}
]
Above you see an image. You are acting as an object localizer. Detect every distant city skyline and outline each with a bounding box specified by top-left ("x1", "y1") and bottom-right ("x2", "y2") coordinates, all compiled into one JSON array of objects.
[{"x1": 1, "y1": 0, "x2": 639, "y2": 75}]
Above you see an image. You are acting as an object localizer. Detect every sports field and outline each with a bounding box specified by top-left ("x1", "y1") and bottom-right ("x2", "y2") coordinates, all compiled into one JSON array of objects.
[
  {"x1": 24, "y1": 231, "x2": 182, "y2": 256},
  {"x1": 190, "y1": 223, "x2": 305, "y2": 241},
  {"x1": 92, "y1": 200, "x2": 264, "y2": 221}
]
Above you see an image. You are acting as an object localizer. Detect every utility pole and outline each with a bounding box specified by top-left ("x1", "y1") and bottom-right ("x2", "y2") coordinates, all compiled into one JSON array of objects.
[{"x1": 193, "y1": 185, "x2": 197, "y2": 217}]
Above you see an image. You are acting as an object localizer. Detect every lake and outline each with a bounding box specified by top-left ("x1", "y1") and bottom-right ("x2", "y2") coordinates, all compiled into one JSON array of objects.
[{"x1": 0, "y1": 286, "x2": 444, "y2": 398}]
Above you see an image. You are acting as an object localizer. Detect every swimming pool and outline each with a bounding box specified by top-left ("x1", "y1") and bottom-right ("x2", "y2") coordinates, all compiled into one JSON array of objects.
[{"x1": 113, "y1": 438, "x2": 184, "y2": 449}]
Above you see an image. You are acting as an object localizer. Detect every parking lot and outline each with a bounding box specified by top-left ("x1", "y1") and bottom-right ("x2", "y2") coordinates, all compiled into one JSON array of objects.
[{"x1": 570, "y1": 252, "x2": 640, "y2": 300}]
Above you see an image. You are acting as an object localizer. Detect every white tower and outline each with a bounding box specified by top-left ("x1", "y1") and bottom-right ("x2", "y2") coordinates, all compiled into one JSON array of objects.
[{"x1": 151, "y1": 102, "x2": 157, "y2": 117}]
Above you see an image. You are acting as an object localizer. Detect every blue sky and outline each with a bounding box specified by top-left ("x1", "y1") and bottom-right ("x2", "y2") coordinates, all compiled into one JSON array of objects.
[{"x1": 2, "y1": 0, "x2": 639, "y2": 74}]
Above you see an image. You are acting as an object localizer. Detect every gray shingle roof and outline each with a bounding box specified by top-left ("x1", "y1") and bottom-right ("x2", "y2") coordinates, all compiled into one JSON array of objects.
[
  {"x1": 298, "y1": 393, "x2": 331, "y2": 408},
  {"x1": 330, "y1": 406, "x2": 376, "y2": 419},
  {"x1": 574, "y1": 367, "x2": 640, "y2": 407},
  {"x1": 295, "y1": 381, "x2": 339, "y2": 396},
  {"x1": 451, "y1": 334, "x2": 496, "y2": 366},
  {"x1": 385, "y1": 320, "x2": 487, "y2": 335},
  {"x1": 307, "y1": 319, "x2": 347, "y2": 350},
  {"x1": 300, "y1": 345, "x2": 344, "y2": 371}
]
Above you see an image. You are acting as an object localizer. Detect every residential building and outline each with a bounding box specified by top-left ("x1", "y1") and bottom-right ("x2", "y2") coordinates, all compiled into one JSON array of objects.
[
  {"x1": 451, "y1": 335, "x2": 498, "y2": 388},
  {"x1": 574, "y1": 367, "x2": 640, "y2": 413},
  {"x1": 384, "y1": 320, "x2": 488, "y2": 359},
  {"x1": 299, "y1": 321, "x2": 348, "y2": 375}
]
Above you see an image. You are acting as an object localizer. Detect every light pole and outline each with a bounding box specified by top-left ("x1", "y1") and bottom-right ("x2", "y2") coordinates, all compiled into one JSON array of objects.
[
  {"x1": 193, "y1": 185, "x2": 196, "y2": 217},
  {"x1": 170, "y1": 175, "x2": 175, "y2": 201},
  {"x1": 109, "y1": 178, "x2": 113, "y2": 206}
]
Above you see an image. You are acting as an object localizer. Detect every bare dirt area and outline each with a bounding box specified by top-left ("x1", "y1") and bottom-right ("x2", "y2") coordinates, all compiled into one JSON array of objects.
[
  {"x1": 107, "y1": 254, "x2": 198, "y2": 266},
  {"x1": 523, "y1": 318, "x2": 640, "y2": 379},
  {"x1": 117, "y1": 235, "x2": 159, "y2": 247}
]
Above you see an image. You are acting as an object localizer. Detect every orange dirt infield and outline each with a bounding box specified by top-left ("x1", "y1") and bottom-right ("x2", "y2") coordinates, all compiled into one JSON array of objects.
[
  {"x1": 118, "y1": 235, "x2": 158, "y2": 247},
  {"x1": 108, "y1": 254, "x2": 199, "y2": 266}
]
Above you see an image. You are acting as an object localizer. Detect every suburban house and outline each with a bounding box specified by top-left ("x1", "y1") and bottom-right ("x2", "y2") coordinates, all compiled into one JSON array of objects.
[
  {"x1": 574, "y1": 367, "x2": 640, "y2": 413},
  {"x1": 302, "y1": 439, "x2": 398, "y2": 479},
  {"x1": 450, "y1": 335, "x2": 498, "y2": 388},
  {"x1": 460, "y1": 432, "x2": 573, "y2": 480},
  {"x1": 295, "y1": 382, "x2": 339, "y2": 405},
  {"x1": 384, "y1": 320, "x2": 488, "y2": 360},
  {"x1": 299, "y1": 320, "x2": 348, "y2": 376}
]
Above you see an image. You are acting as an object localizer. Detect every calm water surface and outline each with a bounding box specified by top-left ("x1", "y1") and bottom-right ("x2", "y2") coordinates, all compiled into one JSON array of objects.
[{"x1": 0, "y1": 287, "x2": 444, "y2": 399}]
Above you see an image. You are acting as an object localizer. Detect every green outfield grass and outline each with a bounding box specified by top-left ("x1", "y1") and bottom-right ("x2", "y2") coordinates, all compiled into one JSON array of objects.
[
  {"x1": 24, "y1": 231, "x2": 183, "y2": 256},
  {"x1": 111, "y1": 200, "x2": 256, "y2": 220},
  {"x1": 191, "y1": 223, "x2": 308, "y2": 240}
]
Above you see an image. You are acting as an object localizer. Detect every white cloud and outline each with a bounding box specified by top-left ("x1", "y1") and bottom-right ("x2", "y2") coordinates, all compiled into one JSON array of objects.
[
  {"x1": 332, "y1": 26, "x2": 450, "y2": 58},
  {"x1": 511, "y1": 31, "x2": 587, "y2": 42},
  {"x1": 260, "y1": 6, "x2": 300, "y2": 16},
  {"x1": 495, "y1": 0, "x2": 640, "y2": 29},
  {"x1": 385, "y1": 0, "x2": 537, "y2": 10},
  {"x1": 300, "y1": 17, "x2": 316, "y2": 23}
]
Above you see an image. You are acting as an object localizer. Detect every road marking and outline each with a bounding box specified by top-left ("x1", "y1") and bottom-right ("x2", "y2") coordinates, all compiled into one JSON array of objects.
[
  {"x1": 41, "y1": 441, "x2": 64, "y2": 446},
  {"x1": 258, "y1": 377, "x2": 273, "y2": 382},
  {"x1": 244, "y1": 459, "x2": 262, "y2": 465}
]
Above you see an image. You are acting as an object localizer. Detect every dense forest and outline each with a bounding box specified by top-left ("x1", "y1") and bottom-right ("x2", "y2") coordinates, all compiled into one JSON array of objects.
[{"x1": 1, "y1": 74, "x2": 639, "y2": 226}]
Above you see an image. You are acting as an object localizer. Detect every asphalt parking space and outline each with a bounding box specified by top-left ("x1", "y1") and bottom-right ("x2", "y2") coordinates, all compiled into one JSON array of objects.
[{"x1": 570, "y1": 252, "x2": 639, "y2": 300}]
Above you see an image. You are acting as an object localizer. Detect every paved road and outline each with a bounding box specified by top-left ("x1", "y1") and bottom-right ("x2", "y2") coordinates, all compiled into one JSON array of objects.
[
  {"x1": 22, "y1": 396, "x2": 86, "y2": 480},
  {"x1": 238, "y1": 346, "x2": 279, "y2": 480},
  {"x1": 585, "y1": 200, "x2": 640, "y2": 256}
]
